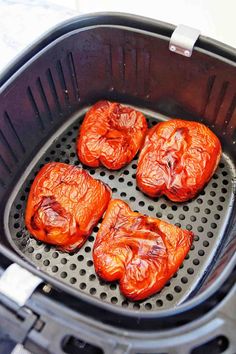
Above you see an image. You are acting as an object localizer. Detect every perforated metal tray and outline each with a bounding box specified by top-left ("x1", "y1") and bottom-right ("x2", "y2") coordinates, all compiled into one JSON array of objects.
[{"x1": 7, "y1": 107, "x2": 235, "y2": 312}]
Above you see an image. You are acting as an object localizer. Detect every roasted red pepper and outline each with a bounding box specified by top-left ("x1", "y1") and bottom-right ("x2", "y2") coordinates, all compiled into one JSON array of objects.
[
  {"x1": 77, "y1": 101, "x2": 147, "y2": 170},
  {"x1": 93, "y1": 199, "x2": 193, "y2": 301},
  {"x1": 137, "y1": 119, "x2": 222, "y2": 202},
  {"x1": 25, "y1": 162, "x2": 111, "y2": 252}
]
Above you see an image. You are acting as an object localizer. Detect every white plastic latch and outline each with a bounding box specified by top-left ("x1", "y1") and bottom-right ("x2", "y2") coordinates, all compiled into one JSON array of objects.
[
  {"x1": 0, "y1": 264, "x2": 42, "y2": 306},
  {"x1": 169, "y1": 24, "x2": 201, "y2": 57}
]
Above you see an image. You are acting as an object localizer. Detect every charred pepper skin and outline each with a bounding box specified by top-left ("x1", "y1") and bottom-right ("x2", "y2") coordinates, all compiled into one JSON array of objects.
[
  {"x1": 137, "y1": 119, "x2": 222, "y2": 202},
  {"x1": 25, "y1": 162, "x2": 111, "y2": 252},
  {"x1": 93, "y1": 199, "x2": 193, "y2": 301},
  {"x1": 77, "y1": 101, "x2": 148, "y2": 170}
]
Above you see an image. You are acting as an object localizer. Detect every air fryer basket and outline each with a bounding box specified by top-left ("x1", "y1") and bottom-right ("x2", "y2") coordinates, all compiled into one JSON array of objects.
[
  {"x1": 7, "y1": 109, "x2": 235, "y2": 312},
  {"x1": 0, "y1": 13, "x2": 236, "y2": 354}
]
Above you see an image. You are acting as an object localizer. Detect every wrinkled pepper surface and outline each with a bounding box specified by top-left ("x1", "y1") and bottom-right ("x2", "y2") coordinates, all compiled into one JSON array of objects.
[
  {"x1": 77, "y1": 101, "x2": 147, "y2": 170},
  {"x1": 25, "y1": 162, "x2": 111, "y2": 252},
  {"x1": 137, "y1": 119, "x2": 221, "y2": 202},
  {"x1": 93, "y1": 199, "x2": 193, "y2": 301}
]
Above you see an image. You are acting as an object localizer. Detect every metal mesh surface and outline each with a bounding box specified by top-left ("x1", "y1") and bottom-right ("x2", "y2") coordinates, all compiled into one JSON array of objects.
[{"x1": 8, "y1": 113, "x2": 234, "y2": 311}]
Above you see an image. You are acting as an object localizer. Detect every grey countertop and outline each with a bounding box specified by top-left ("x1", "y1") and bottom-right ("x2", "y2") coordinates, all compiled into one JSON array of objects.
[{"x1": 0, "y1": 0, "x2": 76, "y2": 72}]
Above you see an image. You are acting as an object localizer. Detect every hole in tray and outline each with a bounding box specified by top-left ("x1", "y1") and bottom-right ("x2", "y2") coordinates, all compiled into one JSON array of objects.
[
  {"x1": 52, "y1": 266, "x2": 58, "y2": 273},
  {"x1": 187, "y1": 268, "x2": 194, "y2": 275},
  {"x1": 133, "y1": 303, "x2": 140, "y2": 310},
  {"x1": 100, "y1": 292, "x2": 107, "y2": 300},
  {"x1": 52, "y1": 252, "x2": 59, "y2": 258},
  {"x1": 90, "y1": 288, "x2": 96, "y2": 295},
  {"x1": 87, "y1": 260, "x2": 93, "y2": 267},
  {"x1": 193, "y1": 259, "x2": 200, "y2": 265},
  {"x1": 160, "y1": 204, "x2": 167, "y2": 209},
  {"x1": 166, "y1": 294, "x2": 173, "y2": 301},
  {"x1": 198, "y1": 250, "x2": 205, "y2": 256},
  {"x1": 110, "y1": 283, "x2": 117, "y2": 290},
  {"x1": 70, "y1": 278, "x2": 77, "y2": 284},
  {"x1": 181, "y1": 277, "x2": 188, "y2": 284},
  {"x1": 203, "y1": 241, "x2": 209, "y2": 247},
  {"x1": 207, "y1": 232, "x2": 213, "y2": 238},
  {"x1": 111, "y1": 297, "x2": 118, "y2": 304},
  {"x1": 122, "y1": 300, "x2": 129, "y2": 308},
  {"x1": 145, "y1": 302, "x2": 152, "y2": 310},
  {"x1": 174, "y1": 286, "x2": 182, "y2": 293},
  {"x1": 156, "y1": 300, "x2": 163, "y2": 307}
]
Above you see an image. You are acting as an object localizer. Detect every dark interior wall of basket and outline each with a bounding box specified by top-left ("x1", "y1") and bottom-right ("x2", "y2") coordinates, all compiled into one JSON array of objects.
[
  {"x1": 8, "y1": 112, "x2": 234, "y2": 311},
  {"x1": 0, "y1": 26, "x2": 235, "y2": 199},
  {"x1": 0, "y1": 24, "x2": 236, "y2": 312}
]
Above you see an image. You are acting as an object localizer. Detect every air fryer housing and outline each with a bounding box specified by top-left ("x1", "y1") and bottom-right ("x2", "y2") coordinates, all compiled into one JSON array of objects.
[{"x1": 0, "y1": 13, "x2": 235, "y2": 354}]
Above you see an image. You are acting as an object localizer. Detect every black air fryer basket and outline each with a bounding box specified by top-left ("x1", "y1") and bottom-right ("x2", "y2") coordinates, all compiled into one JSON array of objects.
[{"x1": 0, "y1": 13, "x2": 235, "y2": 354}]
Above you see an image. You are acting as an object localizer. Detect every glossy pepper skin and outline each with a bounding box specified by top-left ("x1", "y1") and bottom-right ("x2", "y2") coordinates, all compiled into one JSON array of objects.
[
  {"x1": 77, "y1": 101, "x2": 148, "y2": 170},
  {"x1": 93, "y1": 199, "x2": 193, "y2": 301},
  {"x1": 137, "y1": 119, "x2": 222, "y2": 202},
  {"x1": 25, "y1": 162, "x2": 111, "y2": 252}
]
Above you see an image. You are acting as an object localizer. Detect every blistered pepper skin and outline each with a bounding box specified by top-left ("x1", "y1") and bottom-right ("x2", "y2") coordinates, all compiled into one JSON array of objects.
[
  {"x1": 25, "y1": 162, "x2": 111, "y2": 252},
  {"x1": 77, "y1": 101, "x2": 148, "y2": 170},
  {"x1": 137, "y1": 119, "x2": 222, "y2": 202},
  {"x1": 93, "y1": 199, "x2": 193, "y2": 301}
]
